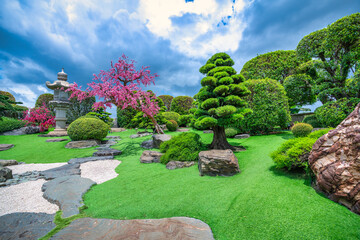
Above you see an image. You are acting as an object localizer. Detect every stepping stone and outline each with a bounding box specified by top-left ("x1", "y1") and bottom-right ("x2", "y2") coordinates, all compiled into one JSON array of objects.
[
  {"x1": 203, "y1": 130, "x2": 213, "y2": 134},
  {"x1": 46, "y1": 138, "x2": 68, "y2": 142},
  {"x1": 68, "y1": 156, "x2": 114, "y2": 164},
  {"x1": 130, "y1": 132, "x2": 152, "y2": 139},
  {"x1": 0, "y1": 159, "x2": 18, "y2": 167},
  {"x1": 65, "y1": 140, "x2": 101, "y2": 149},
  {"x1": 40, "y1": 163, "x2": 80, "y2": 180},
  {"x1": 0, "y1": 144, "x2": 14, "y2": 151},
  {"x1": 42, "y1": 175, "x2": 96, "y2": 218},
  {"x1": 141, "y1": 139, "x2": 154, "y2": 149},
  {"x1": 234, "y1": 134, "x2": 250, "y2": 139},
  {"x1": 0, "y1": 212, "x2": 55, "y2": 240},
  {"x1": 177, "y1": 128, "x2": 190, "y2": 132},
  {"x1": 111, "y1": 128, "x2": 126, "y2": 132},
  {"x1": 93, "y1": 148, "x2": 122, "y2": 157},
  {"x1": 140, "y1": 151, "x2": 163, "y2": 163},
  {"x1": 166, "y1": 161, "x2": 195, "y2": 170},
  {"x1": 106, "y1": 136, "x2": 121, "y2": 140},
  {"x1": 51, "y1": 217, "x2": 214, "y2": 240},
  {"x1": 0, "y1": 167, "x2": 12, "y2": 182}
]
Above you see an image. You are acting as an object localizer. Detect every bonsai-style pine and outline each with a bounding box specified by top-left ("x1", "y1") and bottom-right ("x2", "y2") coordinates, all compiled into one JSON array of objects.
[{"x1": 194, "y1": 53, "x2": 251, "y2": 150}]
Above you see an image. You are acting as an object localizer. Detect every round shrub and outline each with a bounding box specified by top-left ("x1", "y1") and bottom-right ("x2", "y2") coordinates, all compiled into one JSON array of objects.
[
  {"x1": 291, "y1": 123, "x2": 313, "y2": 137},
  {"x1": 162, "y1": 111, "x2": 180, "y2": 122},
  {"x1": 67, "y1": 117, "x2": 109, "y2": 141},
  {"x1": 160, "y1": 132, "x2": 205, "y2": 164},
  {"x1": 303, "y1": 114, "x2": 323, "y2": 128},
  {"x1": 178, "y1": 114, "x2": 194, "y2": 127},
  {"x1": 225, "y1": 127, "x2": 238, "y2": 138},
  {"x1": 170, "y1": 96, "x2": 194, "y2": 115},
  {"x1": 166, "y1": 120, "x2": 178, "y2": 132},
  {"x1": 35, "y1": 93, "x2": 54, "y2": 112}
]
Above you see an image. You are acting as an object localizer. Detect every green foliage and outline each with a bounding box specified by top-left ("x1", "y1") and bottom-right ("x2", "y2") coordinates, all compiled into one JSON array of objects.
[
  {"x1": 0, "y1": 91, "x2": 15, "y2": 102},
  {"x1": 117, "y1": 107, "x2": 138, "y2": 128},
  {"x1": 0, "y1": 94, "x2": 23, "y2": 120},
  {"x1": 225, "y1": 127, "x2": 238, "y2": 138},
  {"x1": 66, "y1": 96, "x2": 96, "y2": 124},
  {"x1": 215, "y1": 105, "x2": 236, "y2": 117},
  {"x1": 166, "y1": 119, "x2": 178, "y2": 132},
  {"x1": 86, "y1": 107, "x2": 113, "y2": 127},
  {"x1": 201, "y1": 98, "x2": 219, "y2": 110},
  {"x1": 158, "y1": 95, "x2": 173, "y2": 111},
  {"x1": 283, "y1": 74, "x2": 316, "y2": 106},
  {"x1": 67, "y1": 117, "x2": 109, "y2": 141},
  {"x1": 170, "y1": 96, "x2": 194, "y2": 115},
  {"x1": 291, "y1": 123, "x2": 313, "y2": 138},
  {"x1": 162, "y1": 111, "x2": 180, "y2": 122},
  {"x1": 302, "y1": 114, "x2": 323, "y2": 128},
  {"x1": 0, "y1": 117, "x2": 26, "y2": 133},
  {"x1": 308, "y1": 128, "x2": 333, "y2": 139},
  {"x1": 159, "y1": 132, "x2": 205, "y2": 164},
  {"x1": 178, "y1": 114, "x2": 194, "y2": 127},
  {"x1": 314, "y1": 98, "x2": 360, "y2": 127},
  {"x1": 35, "y1": 93, "x2": 54, "y2": 112},
  {"x1": 201, "y1": 76, "x2": 217, "y2": 87},
  {"x1": 199, "y1": 63, "x2": 216, "y2": 74},
  {"x1": 238, "y1": 79, "x2": 291, "y2": 134},
  {"x1": 208, "y1": 66, "x2": 236, "y2": 76}
]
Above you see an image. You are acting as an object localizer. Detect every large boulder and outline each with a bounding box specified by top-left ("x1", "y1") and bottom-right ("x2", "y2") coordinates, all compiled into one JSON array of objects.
[
  {"x1": 65, "y1": 140, "x2": 101, "y2": 149},
  {"x1": 152, "y1": 134, "x2": 172, "y2": 148},
  {"x1": 140, "y1": 151, "x2": 163, "y2": 163},
  {"x1": 141, "y1": 139, "x2": 154, "y2": 149},
  {"x1": 198, "y1": 150, "x2": 240, "y2": 176},
  {"x1": 24, "y1": 126, "x2": 40, "y2": 134},
  {"x1": 309, "y1": 103, "x2": 360, "y2": 215},
  {"x1": 0, "y1": 167, "x2": 13, "y2": 182}
]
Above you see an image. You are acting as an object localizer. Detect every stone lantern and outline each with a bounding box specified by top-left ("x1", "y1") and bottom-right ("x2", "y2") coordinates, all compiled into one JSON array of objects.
[{"x1": 46, "y1": 68, "x2": 71, "y2": 136}]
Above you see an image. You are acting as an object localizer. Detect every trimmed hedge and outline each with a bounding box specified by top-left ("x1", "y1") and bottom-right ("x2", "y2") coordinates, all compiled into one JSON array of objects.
[
  {"x1": 0, "y1": 117, "x2": 26, "y2": 133},
  {"x1": 67, "y1": 117, "x2": 109, "y2": 141},
  {"x1": 170, "y1": 96, "x2": 194, "y2": 115},
  {"x1": 166, "y1": 120, "x2": 178, "y2": 131},
  {"x1": 291, "y1": 123, "x2": 313, "y2": 137},
  {"x1": 162, "y1": 111, "x2": 180, "y2": 122},
  {"x1": 303, "y1": 114, "x2": 323, "y2": 128}
]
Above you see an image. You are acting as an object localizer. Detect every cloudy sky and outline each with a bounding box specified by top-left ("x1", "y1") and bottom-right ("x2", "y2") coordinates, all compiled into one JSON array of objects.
[{"x1": 1, "y1": 0, "x2": 359, "y2": 115}]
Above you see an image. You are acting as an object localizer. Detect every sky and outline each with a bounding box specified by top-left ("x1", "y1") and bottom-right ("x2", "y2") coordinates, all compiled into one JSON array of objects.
[{"x1": 1, "y1": 0, "x2": 359, "y2": 116}]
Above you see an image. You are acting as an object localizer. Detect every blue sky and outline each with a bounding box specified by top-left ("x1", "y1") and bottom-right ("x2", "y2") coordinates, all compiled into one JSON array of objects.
[{"x1": 1, "y1": 0, "x2": 359, "y2": 116}]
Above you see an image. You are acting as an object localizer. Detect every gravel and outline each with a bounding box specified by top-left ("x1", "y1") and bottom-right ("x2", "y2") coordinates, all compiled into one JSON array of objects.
[
  {"x1": 8, "y1": 163, "x2": 67, "y2": 174},
  {"x1": 80, "y1": 160, "x2": 121, "y2": 184}
]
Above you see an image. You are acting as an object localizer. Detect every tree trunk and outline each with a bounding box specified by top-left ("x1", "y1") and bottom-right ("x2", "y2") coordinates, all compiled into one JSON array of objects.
[
  {"x1": 147, "y1": 114, "x2": 164, "y2": 134},
  {"x1": 210, "y1": 126, "x2": 235, "y2": 150}
]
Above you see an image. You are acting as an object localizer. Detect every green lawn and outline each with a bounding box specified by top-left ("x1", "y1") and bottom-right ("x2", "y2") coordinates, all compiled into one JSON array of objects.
[{"x1": 1, "y1": 129, "x2": 359, "y2": 239}]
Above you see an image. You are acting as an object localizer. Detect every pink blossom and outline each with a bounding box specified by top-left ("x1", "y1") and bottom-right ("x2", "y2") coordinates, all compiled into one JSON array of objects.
[{"x1": 23, "y1": 103, "x2": 55, "y2": 132}]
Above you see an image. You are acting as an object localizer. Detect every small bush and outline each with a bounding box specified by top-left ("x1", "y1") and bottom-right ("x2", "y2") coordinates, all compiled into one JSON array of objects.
[
  {"x1": 67, "y1": 117, "x2": 109, "y2": 141},
  {"x1": 166, "y1": 120, "x2": 178, "y2": 132},
  {"x1": 0, "y1": 117, "x2": 25, "y2": 133},
  {"x1": 162, "y1": 111, "x2": 180, "y2": 122},
  {"x1": 160, "y1": 132, "x2": 205, "y2": 164},
  {"x1": 117, "y1": 107, "x2": 138, "y2": 128},
  {"x1": 178, "y1": 114, "x2": 194, "y2": 127},
  {"x1": 225, "y1": 127, "x2": 238, "y2": 138},
  {"x1": 291, "y1": 123, "x2": 313, "y2": 137},
  {"x1": 303, "y1": 114, "x2": 323, "y2": 128}
]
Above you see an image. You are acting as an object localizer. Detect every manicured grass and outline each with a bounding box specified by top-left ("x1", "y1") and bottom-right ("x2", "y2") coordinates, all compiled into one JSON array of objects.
[{"x1": 83, "y1": 129, "x2": 360, "y2": 240}]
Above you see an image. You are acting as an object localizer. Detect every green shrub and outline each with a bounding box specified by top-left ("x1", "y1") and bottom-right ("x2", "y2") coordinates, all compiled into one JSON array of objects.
[
  {"x1": 178, "y1": 114, "x2": 194, "y2": 127},
  {"x1": 225, "y1": 127, "x2": 238, "y2": 138},
  {"x1": 66, "y1": 96, "x2": 96, "y2": 124},
  {"x1": 315, "y1": 98, "x2": 360, "y2": 127},
  {"x1": 166, "y1": 120, "x2": 178, "y2": 132},
  {"x1": 170, "y1": 96, "x2": 194, "y2": 115},
  {"x1": 303, "y1": 114, "x2": 323, "y2": 128},
  {"x1": 291, "y1": 123, "x2": 313, "y2": 137},
  {"x1": 67, "y1": 117, "x2": 109, "y2": 141},
  {"x1": 160, "y1": 132, "x2": 205, "y2": 164},
  {"x1": 117, "y1": 107, "x2": 138, "y2": 128},
  {"x1": 162, "y1": 111, "x2": 180, "y2": 122},
  {"x1": 158, "y1": 95, "x2": 173, "y2": 111},
  {"x1": 35, "y1": 93, "x2": 54, "y2": 112},
  {"x1": 0, "y1": 117, "x2": 26, "y2": 133},
  {"x1": 308, "y1": 128, "x2": 333, "y2": 139},
  {"x1": 86, "y1": 107, "x2": 113, "y2": 127}
]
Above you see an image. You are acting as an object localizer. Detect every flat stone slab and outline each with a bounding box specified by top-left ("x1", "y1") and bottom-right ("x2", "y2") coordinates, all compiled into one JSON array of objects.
[
  {"x1": 40, "y1": 163, "x2": 80, "y2": 180},
  {"x1": 177, "y1": 128, "x2": 190, "y2": 132},
  {"x1": 203, "y1": 130, "x2": 213, "y2": 134},
  {"x1": 234, "y1": 134, "x2": 250, "y2": 139},
  {"x1": 111, "y1": 128, "x2": 126, "y2": 132},
  {"x1": 152, "y1": 134, "x2": 172, "y2": 148},
  {"x1": 166, "y1": 161, "x2": 195, "y2": 170},
  {"x1": 0, "y1": 160, "x2": 18, "y2": 167},
  {"x1": 0, "y1": 212, "x2": 55, "y2": 240},
  {"x1": 0, "y1": 144, "x2": 14, "y2": 151},
  {"x1": 93, "y1": 148, "x2": 122, "y2": 157},
  {"x1": 51, "y1": 217, "x2": 214, "y2": 240},
  {"x1": 65, "y1": 140, "x2": 101, "y2": 149},
  {"x1": 140, "y1": 150, "x2": 163, "y2": 163},
  {"x1": 106, "y1": 136, "x2": 121, "y2": 139},
  {"x1": 130, "y1": 132, "x2": 152, "y2": 139},
  {"x1": 46, "y1": 138, "x2": 68, "y2": 142},
  {"x1": 68, "y1": 156, "x2": 114, "y2": 164},
  {"x1": 42, "y1": 175, "x2": 96, "y2": 218}
]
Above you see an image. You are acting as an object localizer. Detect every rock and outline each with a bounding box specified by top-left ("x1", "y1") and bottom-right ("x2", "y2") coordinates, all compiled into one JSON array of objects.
[
  {"x1": 65, "y1": 140, "x2": 101, "y2": 149},
  {"x1": 0, "y1": 144, "x2": 14, "y2": 151},
  {"x1": 98, "y1": 139, "x2": 117, "y2": 148},
  {"x1": 24, "y1": 126, "x2": 40, "y2": 134},
  {"x1": 0, "y1": 159, "x2": 18, "y2": 167},
  {"x1": 93, "y1": 148, "x2": 122, "y2": 157},
  {"x1": 140, "y1": 151, "x2": 163, "y2": 163},
  {"x1": 130, "y1": 132, "x2": 152, "y2": 139},
  {"x1": 203, "y1": 130, "x2": 213, "y2": 134},
  {"x1": 0, "y1": 212, "x2": 55, "y2": 240},
  {"x1": 177, "y1": 128, "x2": 190, "y2": 132},
  {"x1": 40, "y1": 163, "x2": 80, "y2": 180},
  {"x1": 111, "y1": 128, "x2": 126, "y2": 132},
  {"x1": 106, "y1": 136, "x2": 121, "y2": 140},
  {"x1": 234, "y1": 134, "x2": 250, "y2": 139},
  {"x1": 152, "y1": 134, "x2": 172, "y2": 148},
  {"x1": 46, "y1": 138, "x2": 68, "y2": 142},
  {"x1": 51, "y1": 217, "x2": 214, "y2": 240},
  {"x1": 0, "y1": 167, "x2": 12, "y2": 181},
  {"x1": 38, "y1": 131, "x2": 68, "y2": 137},
  {"x1": 68, "y1": 156, "x2": 114, "y2": 164},
  {"x1": 309, "y1": 103, "x2": 360, "y2": 215},
  {"x1": 0, "y1": 127, "x2": 27, "y2": 136},
  {"x1": 166, "y1": 161, "x2": 195, "y2": 170},
  {"x1": 42, "y1": 175, "x2": 96, "y2": 218},
  {"x1": 198, "y1": 150, "x2": 240, "y2": 177},
  {"x1": 141, "y1": 139, "x2": 154, "y2": 149}
]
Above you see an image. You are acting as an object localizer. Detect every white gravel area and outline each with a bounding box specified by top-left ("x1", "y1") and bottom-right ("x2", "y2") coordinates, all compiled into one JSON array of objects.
[
  {"x1": 8, "y1": 163, "x2": 67, "y2": 174},
  {"x1": 80, "y1": 160, "x2": 121, "y2": 184},
  {"x1": 0, "y1": 179, "x2": 59, "y2": 216}
]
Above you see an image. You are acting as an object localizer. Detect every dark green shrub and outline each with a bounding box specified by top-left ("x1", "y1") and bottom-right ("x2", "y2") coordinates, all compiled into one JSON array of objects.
[
  {"x1": 35, "y1": 93, "x2": 54, "y2": 112},
  {"x1": 0, "y1": 91, "x2": 15, "y2": 102},
  {"x1": 308, "y1": 128, "x2": 333, "y2": 139},
  {"x1": 315, "y1": 98, "x2": 360, "y2": 127},
  {"x1": 178, "y1": 114, "x2": 194, "y2": 127},
  {"x1": 117, "y1": 107, "x2": 138, "y2": 128},
  {"x1": 170, "y1": 96, "x2": 194, "y2": 115},
  {"x1": 67, "y1": 117, "x2": 109, "y2": 141},
  {"x1": 166, "y1": 120, "x2": 178, "y2": 131},
  {"x1": 158, "y1": 95, "x2": 173, "y2": 111},
  {"x1": 66, "y1": 96, "x2": 96, "y2": 124},
  {"x1": 0, "y1": 117, "x2": 26, "y2": 133},
  {"x1": 162, "y1": 111, "x2": 180, "y2": 122},
  {"x1": 238, "y1": 79, "x2": 291, "y2": 134},
  {"x1": 160, "y1": 132, "x2": 205, "y2": 164},
  {"x1": 291, "y1": 123, "x2": 313, "y2": 137},
  {"x1": 86, "y1": 107, "x2": 113, "y2": 127},
  {"x1": 303, "y1": 114, "x2": 323, "y2": 128},
  {"x1": 225, "y1": 127, "x2": 238, "y2": 138}
]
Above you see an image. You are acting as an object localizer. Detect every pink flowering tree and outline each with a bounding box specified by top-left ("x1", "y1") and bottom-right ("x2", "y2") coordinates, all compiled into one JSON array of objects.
[
  {"x1": 23, "y1": 104, "x2": 55, "y2": 132},
  {"x1": 67, "y1": 54, "x2": 164, "y2": 134}
]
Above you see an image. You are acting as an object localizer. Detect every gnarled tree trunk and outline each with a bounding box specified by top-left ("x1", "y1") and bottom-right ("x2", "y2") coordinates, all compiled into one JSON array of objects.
[
  {"x1": 147, "y1": 114, "x2": 164, "y2": 134},
  {"x1": 210, "y1": 126, "x2": 235, "y2": 150}
]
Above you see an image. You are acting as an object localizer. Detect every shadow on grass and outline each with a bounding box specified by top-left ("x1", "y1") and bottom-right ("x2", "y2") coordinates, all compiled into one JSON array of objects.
[
  {"x1": 116, "y1": 141, "x2": 143, "y2": 158},
  {"x1": 269, "y1": 165, "x2": 312, "y2": 186}
]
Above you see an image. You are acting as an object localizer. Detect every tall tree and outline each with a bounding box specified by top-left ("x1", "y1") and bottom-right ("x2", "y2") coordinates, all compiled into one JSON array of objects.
[{"x1": 194, "y1": 53, "x2": 251, "y2": 150}]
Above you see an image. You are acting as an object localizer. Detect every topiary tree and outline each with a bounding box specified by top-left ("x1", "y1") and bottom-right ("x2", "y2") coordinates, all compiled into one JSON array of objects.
[
  {"x1": 66, "y1": 95, "x2": 96, "y2": 124},
  {"x1": 35, "y1": 93, "x2": 54, "y2": 112},
  {"x1": 291, "y1": 122, "x2": 313, "y2": 137},
  {"x1": 67, "y1": 117, "x2": 109, "y2": 141},
  {"x1": 194, "y1": 52, "x2": 251, "y2": 150},
  {"x1": 170, "y1": 96, "x2": 194, "y2": 115},
  {"x1": 283, "y1": 74, "x2": 316, "y2": 107},
  {"x1": 237, "y1": 79, "x2": 291, "y2": 134},
  {"x1": 162, "y1": 111, "x2": 180, "y2": 123},
  {"x1": 0, "y1": 91, "x2": 15, "y2": 102},
  {"x1": 158, "y1": 95, "x2": 173, "y2": 111}
]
